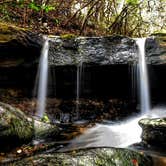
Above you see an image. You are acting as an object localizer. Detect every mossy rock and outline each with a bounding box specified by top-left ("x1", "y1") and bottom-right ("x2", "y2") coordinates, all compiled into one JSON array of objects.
[
  {"x1": 0, "y1": 102, "x2": 59, "y2": 151},
  {"x1": 0, "y1": 102, "x2": 34, "y2": 150},
  {"x1": 8, "y1": 148, "x2": 153, "y2": 166},
  {"x1": 0, "y1": 22, "x2": 26, "y2": 43},
  {"x1": 139, "y1": 118, "x2": 166, "y2": 147},
  {"x1": 60, "y1": 34, "x2": 77, "y2": 39}
]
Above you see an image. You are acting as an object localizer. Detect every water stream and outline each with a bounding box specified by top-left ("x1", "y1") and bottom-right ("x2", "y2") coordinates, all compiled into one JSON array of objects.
[
  {"x1": 36, "y1": 37, "x2": 49, "y2": 118},
  {"x1": 137, "y1": 38, "x2": 151, "y2": 114}
]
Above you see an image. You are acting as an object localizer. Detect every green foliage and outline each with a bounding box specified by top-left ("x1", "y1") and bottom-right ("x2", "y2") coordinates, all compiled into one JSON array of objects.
[
  {"x1": 42, "y1": 5, "x2": 55, "y2": 13},
  {"x1": 0, "y1": 0, "x2": 165, "y2": 36},
  {"x1": 28, "y1": 2, "x2": 40, "y2": 12},
  {"x1": 28, "y1": 2, "x2": 55, "y2": 13},
  {"x1": 53, "y1": 18, "x2": 60, "y2": 25},
  {"x1": 126, "y1": 0, "x2": 138, "y2": 5},
  {"x1": 41, "y1": 114, "x2": 50, "y2": 123}
]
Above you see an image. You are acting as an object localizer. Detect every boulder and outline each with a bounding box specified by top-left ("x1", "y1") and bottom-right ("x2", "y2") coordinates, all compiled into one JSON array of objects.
[
  {"x1": 139, "y1": 118, "x2": 166, "y2": 147},
  {"x1": 0, "y1": 102, "x2": 59, "y2": 151}
]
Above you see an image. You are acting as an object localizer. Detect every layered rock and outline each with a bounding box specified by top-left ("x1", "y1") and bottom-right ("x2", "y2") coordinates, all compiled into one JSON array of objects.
[
  {"x1": 48, "y1": 35, "x2": 137, "y2": 65},
  {"x1": 48, "y1": 34, "x2": 166, "y2": 66},
  {"x1": 0, "y1": 22, "x2": 165, "y2": 66},
  {"x1": 139, "y1": 118, "x2": 166, "y2": 147},
  {"x1": 0, "y1": 22, "x2": 42, "y2": 67},
  {"x1": 146, "y1": 33, "x2": 166, "y2": 64}
]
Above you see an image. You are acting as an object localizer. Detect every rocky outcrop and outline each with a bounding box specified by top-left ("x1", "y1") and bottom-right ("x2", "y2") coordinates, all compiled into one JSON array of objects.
[
  {"x1": 0, "y1": 102, "x2": 59, "y2": 151},
  {"x1": 146, "y1": 33, "x2": 166, "y2": 64},
  {"x1": 139, "y1": 118, "x2": 166, "y2": 147},
  {"x1": 48, "y1": 35, "x2": 137, "y2": 66},
  {"x1": 0, "y1": 22, "x2": 43, "y2": 67},
  {"x1": 0, "y1": 22, "x2": 165, "y2": 66},
  {"x1": 48, "y1": 34, "x2": 166, "y2": 66}
]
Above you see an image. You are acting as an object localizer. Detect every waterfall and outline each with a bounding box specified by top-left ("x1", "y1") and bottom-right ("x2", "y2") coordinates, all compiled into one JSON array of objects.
[
  {"x1": 36, "y1": 37, "x2": 49, "y2": 118},
  {"x1": 136, "y1": 38, "x2": 150, "y2": 113},
  {"x1": 129, "y1": 63, "x2": 137, "y2": 101},
  {"x1": 76, "y1": 62, "x2": 83, "y2": 119}
]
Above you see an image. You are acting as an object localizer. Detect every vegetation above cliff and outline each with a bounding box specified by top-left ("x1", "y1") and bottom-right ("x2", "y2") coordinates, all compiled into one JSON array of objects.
[{"x1": 0, "y1": 0, "x2": 165, "y2": 37}]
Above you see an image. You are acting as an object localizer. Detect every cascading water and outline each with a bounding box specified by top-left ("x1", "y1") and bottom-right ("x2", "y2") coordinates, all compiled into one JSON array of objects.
[
  {"x1": 36, "y1": 37, "x2": 49, "y2": 118},
  {"x1": 136, "y1": 38, "x2": 151, "y2": 113},
  {"x1": 60, "y1": 38, "x2": 153, "y2": 151},
  {"x1": 129, "y1": 63, "x2": 137, "y2": 101}
]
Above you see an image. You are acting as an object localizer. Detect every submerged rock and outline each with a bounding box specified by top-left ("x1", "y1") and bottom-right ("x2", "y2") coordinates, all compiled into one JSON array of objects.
[
  {"x1": 7, "y1": 148, "x2": 153, "y2": 166},
  {"x1": 0, "y1": 102, "x2": 59, "y2": 151},
  {"x1": 139, "y1": 118, "x2": 166, "y2": 147}
]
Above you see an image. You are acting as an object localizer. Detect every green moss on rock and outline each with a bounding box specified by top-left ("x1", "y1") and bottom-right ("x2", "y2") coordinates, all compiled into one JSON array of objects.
[
  {"x1": 9, "y1": 148, "x2": 153, "y2": 166},
  {"x1": 60, "y1": 34, "x2": 77, "y2": 39},
  {"x1": 0, "y1": 22, "x2": 26, "y2": 43}
]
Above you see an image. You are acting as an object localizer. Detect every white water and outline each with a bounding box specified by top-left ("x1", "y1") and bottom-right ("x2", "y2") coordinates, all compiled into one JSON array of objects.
[
  {"x1": 61, "y1": 108, "x2": 166, "y2": 151},
  {"x1": 36, "y1": 38, "x2": 49, "y2": 118},
  {"x1": 129, "y1": 64, "x2": 137, "y2": 100},
  {"x1": 137, "y1": 38, "x2": 151, "y2": 113}
]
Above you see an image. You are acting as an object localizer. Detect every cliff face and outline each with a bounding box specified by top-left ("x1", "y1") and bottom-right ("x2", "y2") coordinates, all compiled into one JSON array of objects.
[
  {"x1": 0, "y1": 23, "x2": 42, "y2": 68},
  {"x1": 0, "y1": 23, "x2": 165, "y2": 67},
  {"x1": 0, "y1": 23, "x2": 166, "y2": 99},
  {"x1": 48, "y1": 34, "x2": 166, "y2": 66}
]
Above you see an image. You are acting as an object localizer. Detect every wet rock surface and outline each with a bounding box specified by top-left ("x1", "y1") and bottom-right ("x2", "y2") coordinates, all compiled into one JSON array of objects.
[
  {"x1": 139, "y1": 118, "x2": 166, "y2": 147},
  {"x1": 48, "y1": 34, "x2": 166, "y2": 66},
  {"x1": 3, "y1": 147, "x2": 153, "y2": 166},
  {"x1": 48, "y1": 35, "x2": 137, "y2": 65}
]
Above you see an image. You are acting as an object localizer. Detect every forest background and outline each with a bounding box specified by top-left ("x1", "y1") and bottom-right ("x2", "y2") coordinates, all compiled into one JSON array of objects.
[{"x1": 0, "y1": 0, "x2": 165, "y2": 36}]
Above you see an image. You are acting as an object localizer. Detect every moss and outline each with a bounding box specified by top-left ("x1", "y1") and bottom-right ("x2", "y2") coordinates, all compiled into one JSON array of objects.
[
  {"x1": 139, "y1": 118, "x2": 166, "y2": 127},
  {"x1": 10, "y1": 148, "x2": 153, "y2": 166},
  {"x1": 0, "y1": 110, "x2": 34, "y2": 142},
  {"x1": 41, "y1": 113, "x2": 50, "y2": 123},
  {"x1": 0, "y1": 22, "x2": 27, "y2": 42},
  {"x1": 60, "y1": 34, "x2": 77, "y2": 39}
]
